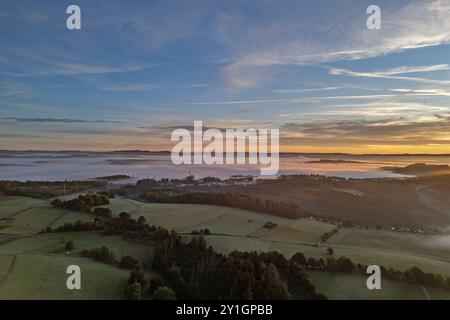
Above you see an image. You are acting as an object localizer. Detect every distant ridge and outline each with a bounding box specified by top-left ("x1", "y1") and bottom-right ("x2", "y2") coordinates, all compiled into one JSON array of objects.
[
  {"x1": 1, "y1": 150, "x2": 450, "y2": 156},
  {"x1": 383, "y1": 163, "x2": 450, "y2": 177}
]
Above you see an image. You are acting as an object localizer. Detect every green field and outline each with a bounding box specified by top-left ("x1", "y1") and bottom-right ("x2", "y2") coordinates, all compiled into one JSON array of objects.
[
  {"x1": 51, "y1": 211, "x2": 95, "y2": 229},
  {"x1": 308, "y1": 271, "x2": 450, "y2": 300},
  {"x1": 0, "y1": 255, "x2": 15, "y2": 281},
  {"x1": 0, "y1": 207, "x2": 67, "y2": 235},
  {"x1": 0, "y1": 232, "x2": 153, "y2": 265},
  {"x1": 102, "y1": 198, "x2": 335, "y2": 240},
  {"x1": 184, "y1": 234, "x2": 450, "y2": 276},
  {"x1": 0, "y1": 231, "x2": 156, "y2": 299},
  {"x1": 0, "y1": 197, "x2": 46, "y2": 218},
  {"x1": 92, "y1": 197, "x2": 450, "y2": 276},
  {"x1": 1, "y1": 195, "x2": 450, "y2": 299},
  {"x1": 0, "y1": 255, "x2": 128, "y2": 299},
  {"x1": 327, "y1": 228, "x2": 450, "y2": 261}
]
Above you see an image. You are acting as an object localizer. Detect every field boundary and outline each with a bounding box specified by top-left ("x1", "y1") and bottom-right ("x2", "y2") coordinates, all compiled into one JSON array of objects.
[{"x1": 0, "y1": 255, "x2": 17, "y2": 286}]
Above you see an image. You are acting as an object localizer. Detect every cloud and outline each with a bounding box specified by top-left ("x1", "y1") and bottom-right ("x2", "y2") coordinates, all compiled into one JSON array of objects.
[
  {"x1": 0, "y1": 117, "x2": 123, "y2": 123},
  {"x1": 100, "y1": 84, "x2": 160, "y2": 92},
  {"x1": 46, "y1": 62, "x2": 155, "y2": 76},
  {"x1": 178, "y1": 83, "x2": 214, "y2": 88},
  {"x1": 220, "y1": 0, "x2": 450, "y2": 88},
  {"x1": 280, "y1": 114, "x2": 450, "y2": 147},
  {"x1": 110, "y1": 0, "x2": 212, "y2": 50},
  {"x1": 182, "y1": 98, "x2": 296, "y2": 105},
  {"x1": 2, "y1": 47, "x2": 161, "y2": 77},
  {"x1": 390, "y1": 88, "x2": 450, "y2": 97},
  {"x1": 0, "y1": 81, "x2": 28, "y2": 97},
  {"x1": 181, "y1": 94, "x2": 418, "y2": 106},
  {"x1": 0, "y1": 133, "x2": 41, "y2": 138},
  {"x1": 329, "y1": 65, "x2": 450, "y2": 85},
  {"x1": 362, "y1": 64, "x2": 450, "y2": 76},
  {"x1": 273, "y1": 87, "x2": 341, "y2": 94},
  {"x1": 306, "y1": 101, "x2": 449, "y2": 117}
]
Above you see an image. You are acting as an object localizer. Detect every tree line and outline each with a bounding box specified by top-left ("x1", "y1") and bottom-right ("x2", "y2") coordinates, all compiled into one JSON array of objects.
[
  {"x1": 51, "y1": 193, "x2": 110, "y2": 213},
  {"x1": 0, "y1": 180, "x2": 105, "y2": 198}
]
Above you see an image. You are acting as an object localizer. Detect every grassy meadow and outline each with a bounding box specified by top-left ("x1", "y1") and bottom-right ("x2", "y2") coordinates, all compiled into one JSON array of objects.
[{"x1": 0, "y1": 194, "x2": 449, "y2": 299}]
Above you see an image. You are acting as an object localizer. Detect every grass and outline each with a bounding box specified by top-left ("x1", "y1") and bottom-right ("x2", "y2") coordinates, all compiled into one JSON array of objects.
[
  {"x1": 327, "y1": 228, "x2": 450, "y2": 261},
  {"x1": 2, "y1": 195, "x2": 450, "y2": 299},
  {"x1": 0, "y1": 233, "x2": 154, "y2": 266},
  {"x1": 0, "y1": 255, "x2": 128, "y2": 299},
  {"x1": 0, "y1": 255, "x2": 14, "y2": 281},
  {"x1": 51, "y1": 211, "x2": 95, "y2": 228},
  {"x1": 187, "y1": 234, "x2": 450, "y2": 276},
  {"x1": 106, "y1": 198, "x2": 335, "y2": 241},
  {"x1": 0, "y1": 231, "x2": 156, "y2": 299},
  {"x1": 95, "y1": 198, "x2": 450, "y2": 276},
  {"x1": 98, "y1": 198, "x2": 142, "y2": 216},
  {"x1": 308, "y1": 271, "x2": 450, "y2": 300},
  {"x1": 0, "y1": 197, "x2": 46, "y2": 218},
  {"x1": 0, "y1": 207, "x2": 63, "y2": 235},
  {"x1": 0, "y1": 235, "x2": 58, "y2": 255}
]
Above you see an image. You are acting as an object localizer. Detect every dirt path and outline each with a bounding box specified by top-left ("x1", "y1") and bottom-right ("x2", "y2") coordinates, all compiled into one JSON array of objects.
[
  {"x1": 0, "y1": 255, "x2": 17, "y2": 286},
  {"x1": 420, "y1": 285, "x2": 431, "y2": 300}
]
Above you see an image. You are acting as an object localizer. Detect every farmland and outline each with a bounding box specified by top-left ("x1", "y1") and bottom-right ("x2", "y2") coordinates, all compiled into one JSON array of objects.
[
  {"x1": 308, "y1": 271, "x2": 450, "y2": 300},
  {"x1": 0, "y1": 255, "x2": 128, "y2": 299},
  {"x1": 0, "y1": 194, "x2": 449, "y2": 299},
  {"x1": 95, "y1": 197, "x2": 450, "y2": 277},
  {"x1": 0, "y1": 231, "x2": 155, "y2": 299}
]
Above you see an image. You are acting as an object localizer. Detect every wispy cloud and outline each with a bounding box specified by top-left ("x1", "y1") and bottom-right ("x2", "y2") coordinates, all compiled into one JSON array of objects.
[
  {"x1": 2, "y1": 47, "x2": 161, "y2": 77},
  {"x1": 281, "y1": 114, "x2": 450, "y2": 147},
  {"x1": 306, "y1": 101, "x2": 449, "y2": 117},
  {"x1": 178, "y1": 83, "x2": 214, "y2": 88},
  {"x1": 100, "y1": 84, "x2": 160, "y2": 92},
  {"x1": 273, "y1": 87, "x2": 341, "y2": 94},
  {"x1": 220, "y1": 0, "x2": 450, "y2": 88},
  {"x1": 0, "y1": 81, "x2": 28, "y2": 98},
  {"x1": 0, "y1": 117, "x2": 123, "y2": 124},
  {"x1": 329, "y1": 65, "x2": 450, "y2": 85},
  {"x1": 390, "y1": 88, "x2": 450, "y2": 97},
  {"x1": 182, "y1": 93, "x2": 439, "y2": 106}
]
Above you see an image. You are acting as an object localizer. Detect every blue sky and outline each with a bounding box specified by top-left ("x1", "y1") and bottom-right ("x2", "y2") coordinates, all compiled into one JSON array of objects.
[{"x1": 1, "y1": 0, "x2": 450, "y2": 153}]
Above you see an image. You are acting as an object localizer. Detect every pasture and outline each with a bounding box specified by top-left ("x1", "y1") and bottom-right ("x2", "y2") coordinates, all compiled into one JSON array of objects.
[
  {"x1": 0, "y1": 230, "x2": 155, "y2": 299},
  {"x1": 105, "y1": 198, "x2": 335, "y2": 241},
  {"x1": 308, "y1": 271, "x2": 450, "y2": 300},
  {"x1": 327, "y1": 228, "x2": 450, "y2": 261},
  {"x1": 0, "y1": 197, "x2": 46, "y2": 218},
  {"x1": 0, "y1": 207, "x2": 65, "y2": 235},
  {"x1": 42, "y1": 197, "x2": 450, "y2": 276},
  {"x1": 0, "y1": 255, "x2": 128, "y2": 299},
  {"x1": 0, "y1": 232, "x2": 153, "y2": 266},
  {"x1": 1, "y1": 195, "x2": 450, "y2": 299}
]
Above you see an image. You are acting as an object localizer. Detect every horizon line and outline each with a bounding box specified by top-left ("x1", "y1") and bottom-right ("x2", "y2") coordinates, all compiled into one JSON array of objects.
[{"x1": 1, "y1": 149, "x2": 450, "y2": 157}]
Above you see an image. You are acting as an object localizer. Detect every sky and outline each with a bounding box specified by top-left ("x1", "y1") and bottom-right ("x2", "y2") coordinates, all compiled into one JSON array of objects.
[{"x1": 0, "y1": 0, "x2": 450, "y2": 153}]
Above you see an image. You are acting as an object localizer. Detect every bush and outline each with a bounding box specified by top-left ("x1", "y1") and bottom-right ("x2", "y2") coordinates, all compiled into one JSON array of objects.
[
  {"x1": 119, "y1": 256, "x2": 138, "y2": 269},
  {"x1": 153, "y1": 286, "x2": 176, "y2": 300},
  {"x1": 65, "y1": 241, "x2": 75, "y2": 251},
  {"x1": 93, "y1": 207, "x2": 113, "y2": 218}
]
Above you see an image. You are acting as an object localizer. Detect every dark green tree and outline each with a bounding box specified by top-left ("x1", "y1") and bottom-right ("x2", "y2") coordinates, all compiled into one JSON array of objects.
[{"x1": 153, "y1": 286, "x2": 176, "y2": 300}]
